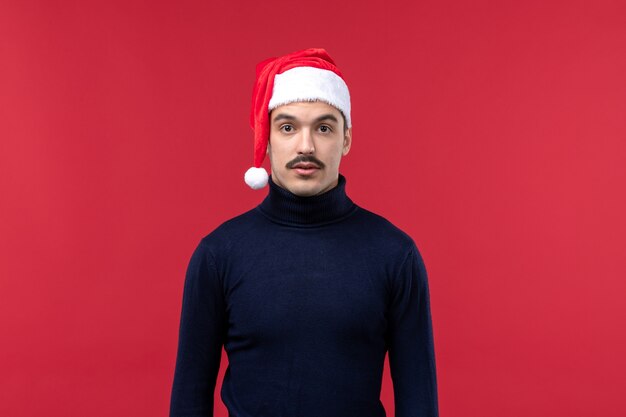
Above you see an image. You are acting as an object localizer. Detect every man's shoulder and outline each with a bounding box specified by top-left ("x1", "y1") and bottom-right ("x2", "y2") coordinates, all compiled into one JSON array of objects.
[
  {"x1": 198, "y1": 206, "x2": 261, "y2": 243},
  {"x1": 352, "y1": 204, "x2": 417, "y2": 251}
]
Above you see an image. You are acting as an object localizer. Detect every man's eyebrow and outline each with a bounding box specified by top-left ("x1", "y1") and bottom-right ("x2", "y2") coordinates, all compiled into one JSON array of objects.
[
  {"x1": 271, "y1": 113, "x2": 340, "y2": 124},
  {"x1": 313, "y1": 114, "x2": 339, "y2": 124},
  {"x1": 272, "y1": 113, "x2": 297, "y2": 123}
]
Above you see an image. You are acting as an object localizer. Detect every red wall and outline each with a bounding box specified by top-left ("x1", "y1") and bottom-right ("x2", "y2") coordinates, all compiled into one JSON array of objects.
[{"x1": 1, "y1": 1, "x2": 625, "y2": 416}]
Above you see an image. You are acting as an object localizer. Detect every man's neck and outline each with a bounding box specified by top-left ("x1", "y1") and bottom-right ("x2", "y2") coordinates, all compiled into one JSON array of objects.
[{"x1": 257, "y1": 174, "x2": 356, "y2": 227}]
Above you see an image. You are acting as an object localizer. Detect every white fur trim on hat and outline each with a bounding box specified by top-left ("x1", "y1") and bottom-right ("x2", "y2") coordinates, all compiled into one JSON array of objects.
[{"x1": 268, "y1": 66, "x2": 351, "y2": 127}]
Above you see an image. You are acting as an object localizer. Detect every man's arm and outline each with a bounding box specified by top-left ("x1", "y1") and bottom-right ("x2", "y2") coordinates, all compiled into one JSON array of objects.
[
  {"x1": 170, "y1": 240, "x2": 226, "y2": 417},
  {"x1": 387, "y1": 244, "x2": 439, "y2": 417}
]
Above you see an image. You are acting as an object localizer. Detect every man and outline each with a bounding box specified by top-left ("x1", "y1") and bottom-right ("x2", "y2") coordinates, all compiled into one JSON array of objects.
[{"x1": 170, "y1": 48, "x2": 439, "y2": 417}]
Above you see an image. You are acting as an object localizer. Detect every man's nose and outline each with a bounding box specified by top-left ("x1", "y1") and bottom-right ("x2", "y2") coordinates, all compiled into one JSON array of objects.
[{"x1": 297, "y1": 128, "x2": 315, "y2": 154}]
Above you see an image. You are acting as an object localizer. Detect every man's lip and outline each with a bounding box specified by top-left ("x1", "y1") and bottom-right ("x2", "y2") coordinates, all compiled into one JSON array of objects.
[
  {"x1": 292, "y1": 163, "x2": 320, "y2": 169},
  {"x1": 293, "y1": 167, "x2": 319, "y2": 176}
]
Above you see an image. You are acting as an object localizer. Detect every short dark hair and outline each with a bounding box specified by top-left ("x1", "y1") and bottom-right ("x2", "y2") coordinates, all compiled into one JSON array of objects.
[{"x1": 340, "y1": 112, "x2": 348, "y2": 135}]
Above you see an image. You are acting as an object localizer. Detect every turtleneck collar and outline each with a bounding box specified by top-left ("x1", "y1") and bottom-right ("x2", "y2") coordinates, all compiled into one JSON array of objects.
[{"x1": 257, "y1": 174, "x2": 357, "y2": 227}]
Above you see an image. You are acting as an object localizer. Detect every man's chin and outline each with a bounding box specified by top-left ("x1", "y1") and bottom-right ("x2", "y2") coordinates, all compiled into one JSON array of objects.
[
  {"x1": 272, "y1": 171, "x2": 337, "y2": 197},
  {"x1": 284, "y1": 181, "x2": 321, "y2": 197},
  {"x1": 288, "y1": 178, "x2": 340, "y2": 197}
]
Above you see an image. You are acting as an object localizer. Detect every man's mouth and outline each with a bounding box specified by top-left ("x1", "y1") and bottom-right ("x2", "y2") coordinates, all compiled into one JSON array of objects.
[
  {"x1": 286, "y1": 155, "x2": 325, "y2": 176},
  {"x1": 292, "y1": 162, "x2": 320, "y2": 176}
]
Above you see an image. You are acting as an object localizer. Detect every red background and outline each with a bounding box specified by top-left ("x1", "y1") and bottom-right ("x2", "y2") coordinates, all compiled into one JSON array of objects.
[{"x1": 1, "y1": 1, "x2": 625, "y2": 416}]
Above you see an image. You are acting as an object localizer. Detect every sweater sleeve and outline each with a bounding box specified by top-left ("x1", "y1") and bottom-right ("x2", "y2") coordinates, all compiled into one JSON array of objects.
[
  {"x1": 387, "y1": 244, "x2": 439, "y2": 417},
  {"x1": 170, "y1": 240, "x2": 226, "y2": 417}
]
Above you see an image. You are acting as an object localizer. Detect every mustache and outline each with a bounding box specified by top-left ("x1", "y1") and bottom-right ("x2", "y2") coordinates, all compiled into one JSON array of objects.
[{"x1": 285, "y1": 155, "x2": 326, "y2": 169}]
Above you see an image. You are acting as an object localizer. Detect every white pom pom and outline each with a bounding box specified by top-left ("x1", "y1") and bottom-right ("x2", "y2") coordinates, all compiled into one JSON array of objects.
[{"x1": 244, "y1": 167, "x2": 269, "y2": 189}]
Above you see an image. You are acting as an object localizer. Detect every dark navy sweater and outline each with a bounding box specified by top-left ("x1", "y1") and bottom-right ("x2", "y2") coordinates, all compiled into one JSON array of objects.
[{"x1": 170, "y1": 175, "x2": 438, "y2": 417}]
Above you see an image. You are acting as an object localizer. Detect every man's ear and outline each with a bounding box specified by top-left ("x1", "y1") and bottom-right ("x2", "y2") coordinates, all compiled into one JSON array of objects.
[{"x1": 342, "y1": 127, "x2": 352, "y2": 156}]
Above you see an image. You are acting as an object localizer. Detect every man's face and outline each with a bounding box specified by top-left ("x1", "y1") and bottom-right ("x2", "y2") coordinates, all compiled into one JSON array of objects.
[{"x1": 268, "y1": 101, "x2": 352, "y2": 197}]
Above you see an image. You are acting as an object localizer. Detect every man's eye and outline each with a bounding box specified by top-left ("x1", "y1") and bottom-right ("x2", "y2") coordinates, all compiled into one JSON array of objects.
[
  {"x1": 280, "y1": 125, "x2": 293, "y2": 132},
  {"x1": 319, "y1": 125, "x2": 332, "y2": 133}
]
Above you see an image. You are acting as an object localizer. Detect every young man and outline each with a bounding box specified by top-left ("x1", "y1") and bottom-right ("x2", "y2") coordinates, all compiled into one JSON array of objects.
[{"x1": 170, "y1": 48, "x2": 439, "y2": 417}]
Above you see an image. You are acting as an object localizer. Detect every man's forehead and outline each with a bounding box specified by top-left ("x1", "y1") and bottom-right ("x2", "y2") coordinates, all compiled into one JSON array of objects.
[{"x1": 270, "y1": 101, "x2": 343, "y2": 121}]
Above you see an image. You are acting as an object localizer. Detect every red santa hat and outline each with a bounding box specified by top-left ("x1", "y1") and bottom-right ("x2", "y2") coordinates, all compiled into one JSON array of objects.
[{"x1": 244, "y1": 48, "x2": 351, "y2": 189}]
